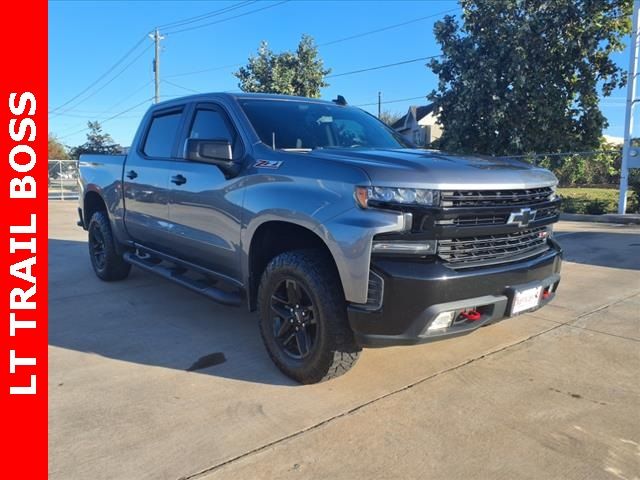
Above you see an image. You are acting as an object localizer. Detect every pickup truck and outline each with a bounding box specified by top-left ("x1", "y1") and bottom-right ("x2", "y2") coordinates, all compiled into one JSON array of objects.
[{"x1": 78, "y1": 92, "x2": 562, "y2": 384}]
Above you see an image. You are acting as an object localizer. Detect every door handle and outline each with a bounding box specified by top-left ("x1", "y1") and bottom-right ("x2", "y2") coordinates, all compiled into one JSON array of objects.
[
  {"x1": 126, "y1": 170, "x2": 138, "y2": 180},
  {"x1": 171, "y1": 174, "x2": 187, "y2": 186}
]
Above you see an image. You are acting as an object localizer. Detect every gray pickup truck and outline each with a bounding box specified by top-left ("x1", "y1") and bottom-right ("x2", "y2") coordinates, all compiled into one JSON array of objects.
[{"x1": 78, "y1": 92, "x2": 562, "y2": 383}]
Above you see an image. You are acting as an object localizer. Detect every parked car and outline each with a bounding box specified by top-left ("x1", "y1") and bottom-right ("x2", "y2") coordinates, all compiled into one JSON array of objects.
[{"x1": 78, "y1": 93, "x2": 562, "y2": 383}]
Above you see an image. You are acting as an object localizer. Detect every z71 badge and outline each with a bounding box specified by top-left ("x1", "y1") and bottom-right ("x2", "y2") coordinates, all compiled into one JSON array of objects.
[{"x1": 254, "y1": 159, "x2": 283, "y2": 169}]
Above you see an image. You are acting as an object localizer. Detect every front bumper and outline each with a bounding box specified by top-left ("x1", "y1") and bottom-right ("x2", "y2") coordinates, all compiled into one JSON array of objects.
[{"x1": 348, "y1": 239, "x2": 562, "y2": 347}]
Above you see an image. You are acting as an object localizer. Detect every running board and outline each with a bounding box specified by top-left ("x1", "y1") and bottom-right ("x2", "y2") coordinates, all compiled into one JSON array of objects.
[{"x1": 123, "y1": 252, "x2": 242, "y2": 307}]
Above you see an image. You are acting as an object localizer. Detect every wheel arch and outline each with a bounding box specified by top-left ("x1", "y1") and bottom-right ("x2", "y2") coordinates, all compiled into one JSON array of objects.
[
  {"x1": 246, "y1": 220, "x2": 344, "y2": 311},
  {"x1": 83, "y1": 189, "x2": 108, "y2": 226}
]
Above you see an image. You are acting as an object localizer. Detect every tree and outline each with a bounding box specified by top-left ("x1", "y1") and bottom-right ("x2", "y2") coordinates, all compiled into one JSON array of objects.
[
  {"x1": 428, "y1": 0, "x2": 632, "y2": 156},
  {"x1": 378, "y1": 110, "x2": 402, "y2": 127},
  {"x1": 48, "y1": 133, "x2": 69, "y2": 159},
  {"x1": 69, "y1": 121, "x2": 122, "y2": 158},
  {"x1": 235, "y1": 34, "x2": 330, "y2": 97}
]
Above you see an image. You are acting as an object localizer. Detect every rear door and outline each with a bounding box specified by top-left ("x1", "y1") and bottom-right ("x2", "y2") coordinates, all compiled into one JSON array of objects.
[
  {"x1": 166, "y1": 102, "x2": 245, "y2": 281},
  {"x1": 123, "y1": 106, "x2": 185, "y2": 251}
]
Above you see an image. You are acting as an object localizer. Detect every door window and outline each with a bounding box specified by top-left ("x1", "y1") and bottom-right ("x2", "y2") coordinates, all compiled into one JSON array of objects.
[
  {"x1": 190, "y1": 109, "x2": 235, "y2": 143},
  {"x1": 143, "y1": 111, "x2": 183, "y2": 158},
  {"x1": 189, "y1": 107, "x2": 242, "y2": 158}
]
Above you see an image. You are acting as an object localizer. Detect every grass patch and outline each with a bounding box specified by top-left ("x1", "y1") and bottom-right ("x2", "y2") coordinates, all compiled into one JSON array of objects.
[{"x1": 558, "y1": 187, "x2": 638, "y2": 214}]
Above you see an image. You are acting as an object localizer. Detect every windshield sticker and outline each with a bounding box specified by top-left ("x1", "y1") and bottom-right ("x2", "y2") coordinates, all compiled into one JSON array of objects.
[{"x1": 254, "y1": 160, "x2": 283, "y2": 169}]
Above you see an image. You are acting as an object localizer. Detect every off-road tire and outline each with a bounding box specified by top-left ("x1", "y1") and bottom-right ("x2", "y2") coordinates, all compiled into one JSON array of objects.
[
  {"x1": 87, "y1": 211, "x2": 131, "y2": 281},
  {"x1": 258, "y1": 249, "x2": 361, "y2": 384}
]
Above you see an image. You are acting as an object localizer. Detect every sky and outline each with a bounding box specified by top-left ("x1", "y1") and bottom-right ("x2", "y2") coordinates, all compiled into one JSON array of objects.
[{"x1": 49, "y1": 0, "x2": 628, "y2": 148}]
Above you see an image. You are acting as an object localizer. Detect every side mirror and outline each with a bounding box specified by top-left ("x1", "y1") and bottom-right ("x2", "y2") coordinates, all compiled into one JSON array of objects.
[{"x1": 184, "y1": 138, "x2": 239, "y2": 176}]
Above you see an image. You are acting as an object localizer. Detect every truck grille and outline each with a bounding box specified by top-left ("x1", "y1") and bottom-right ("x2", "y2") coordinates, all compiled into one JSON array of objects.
[
  {"x1": 435, "y1": 205, "x2": 560, "y2": 227},
  {"x1": 438, "y1": 227, "x2": 550, "y2": 268},
  {"x1": 441, "y1": 187, "x2": 554, "y2": 208}
]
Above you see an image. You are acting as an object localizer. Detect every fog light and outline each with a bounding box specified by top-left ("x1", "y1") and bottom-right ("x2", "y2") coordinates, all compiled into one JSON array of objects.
[
  {"x1": 372, "y1": 240, "x2": 437, "y2": 255},
  {"x1": 428, "y1": 311, "x2": 455, "y2": 332}
]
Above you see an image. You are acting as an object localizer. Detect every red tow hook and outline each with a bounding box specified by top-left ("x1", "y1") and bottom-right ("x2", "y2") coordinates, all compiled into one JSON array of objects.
[
  {"x1": 460, "y1": 310, "x2": 481, "y2": 321},
  {"x1": 543, "y1": 289, "x2": 552, "y2": 300}
]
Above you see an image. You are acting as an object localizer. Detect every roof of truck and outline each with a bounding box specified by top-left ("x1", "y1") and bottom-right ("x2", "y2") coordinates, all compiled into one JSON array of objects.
[{"x1": 153, "y1": 92, "x2": 346, "y2": 109}]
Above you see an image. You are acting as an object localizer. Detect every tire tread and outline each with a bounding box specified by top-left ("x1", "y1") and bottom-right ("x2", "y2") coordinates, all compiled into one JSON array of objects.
[{"x1": 258, "y1": 249, "x2": 360, "y2": 383}]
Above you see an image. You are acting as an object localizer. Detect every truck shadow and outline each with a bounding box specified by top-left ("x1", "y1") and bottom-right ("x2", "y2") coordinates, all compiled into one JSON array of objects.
[
  {"x1": 554, "y1": 229, "x2": 640, "y2": 270},
  {"x1": 48, "y1": 238, "x2": 299, "y2": 386},
  {"x1": 48, "y1": 228, "x2": 638, "y2": 386}
]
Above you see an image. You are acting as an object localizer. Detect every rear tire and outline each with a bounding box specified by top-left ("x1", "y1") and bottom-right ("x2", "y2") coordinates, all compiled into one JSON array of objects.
[
  {"x1": 258, "y1": 249, "x2": 361, "y2": 384},
  {"x1": 87, "y1": 211, "x2": 131, "y2": 281}
]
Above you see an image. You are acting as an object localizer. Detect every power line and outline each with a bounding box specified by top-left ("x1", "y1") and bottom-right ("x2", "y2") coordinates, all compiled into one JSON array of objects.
[
  {"x1": 97, "y1": 80, "x2": 154, "y2": 115},
  {"x1": 50, "y1": 4, "x2": 256, "y2": 116},
  {"x1": 159, "y1": 56, "x2": 437, "y2": 97},
  {"x1": 163, "y1": 55, "x2": 442, "y2": 87},
  {"x1": 327, "y1": 56, "x2": 439, "y2": 79},
  {"x1": 58, "y1": 97, "x2": 154, "y2": 140},
  {"x1": 355, "y1": 95, "x2": 427, "y2": 107},
  {"x1": 157, "y1": 0, "x2": 258, "y2": 30},
  {"x1": 52, "y1": 80, "x2": 154, "y2": 134},
  {"x1": 50, "y1": 44, "x2": 153, "y2": 117},
  {"x1": 49, "y1": 36, "x2": 147, "y2": 114},
  {"x1": 164, "y1": 0, "x2": 290, "y2": 35},
  {"x1": 166, "y1": 63, "x2": 242, "y2": 79},
  {"x1": 164, "y1": 9, "x2": 457, "y2": 79},
  {"x1": 163, "y1": 79, "x2": 201, "y2": 94},
  {"x1": 318, "y1": 8, "x2": 459, "y2": 47}
]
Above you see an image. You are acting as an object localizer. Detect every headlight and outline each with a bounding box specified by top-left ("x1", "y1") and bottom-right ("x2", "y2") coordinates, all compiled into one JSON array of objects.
[{"x1": 355, "y1": 186, "x2": 440, "y2": 208}]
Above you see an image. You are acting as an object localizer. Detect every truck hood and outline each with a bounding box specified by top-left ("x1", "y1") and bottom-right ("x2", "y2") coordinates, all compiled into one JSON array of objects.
[{"x1": 306, "y1": 148, "x2": 557, "y2": 190}]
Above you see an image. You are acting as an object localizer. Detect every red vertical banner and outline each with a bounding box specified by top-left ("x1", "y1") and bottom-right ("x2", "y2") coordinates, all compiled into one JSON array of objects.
[{"x1": 0, "y1": 0, "x2": 48, "y2": 477}]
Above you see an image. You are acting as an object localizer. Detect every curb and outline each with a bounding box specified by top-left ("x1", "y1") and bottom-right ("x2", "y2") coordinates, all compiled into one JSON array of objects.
[{"x1": 560, "y1": 213, "x2": 640, "y2": 225}]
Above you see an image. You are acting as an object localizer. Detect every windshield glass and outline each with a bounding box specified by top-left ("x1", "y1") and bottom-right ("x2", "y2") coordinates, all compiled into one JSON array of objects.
[{"x1": 238, "y1": 99, "x2": 410, "y2": 150}]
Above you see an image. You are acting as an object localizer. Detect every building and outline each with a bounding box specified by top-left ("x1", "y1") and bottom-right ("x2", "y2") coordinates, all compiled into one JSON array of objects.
[
  {"x1": 391, "y1": 104, "x2": 442, "y2": 147},
  {"x1": 603, "y1": 134, "x2": 623, "y2": 146}
]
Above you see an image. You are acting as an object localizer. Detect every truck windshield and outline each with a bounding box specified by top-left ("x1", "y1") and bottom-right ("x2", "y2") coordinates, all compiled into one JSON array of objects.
[{"x1": 238, "y1": 99, "x2": 410, "y2": 151}]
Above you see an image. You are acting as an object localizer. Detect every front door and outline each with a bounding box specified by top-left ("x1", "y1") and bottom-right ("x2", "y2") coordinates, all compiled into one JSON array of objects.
[
  {"x1": 123, "y1": 107, "x2": 185, "y2": 252},
  {"x1": 167, "y1": 103, "x2": 245, "y2": 281}
]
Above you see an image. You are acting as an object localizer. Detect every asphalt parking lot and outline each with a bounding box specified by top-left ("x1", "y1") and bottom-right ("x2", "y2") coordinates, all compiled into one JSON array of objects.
[{"x1": 48, "y1": 201, "x2": 640, "y2": 480}]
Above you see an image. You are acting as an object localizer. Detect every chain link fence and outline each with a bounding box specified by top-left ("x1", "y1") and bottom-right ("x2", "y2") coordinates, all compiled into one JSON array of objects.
[{"x1": 48, "y1": 160, "x2": 79, "y2": 200}]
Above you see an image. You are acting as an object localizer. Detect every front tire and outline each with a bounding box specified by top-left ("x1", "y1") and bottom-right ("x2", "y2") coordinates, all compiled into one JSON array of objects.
[
  {"x1": 258, "y1": 250, "x2": 361, "y2": 384},
  {"x1": 87, "y1": 211, "x2": 131, "y2": 281}
]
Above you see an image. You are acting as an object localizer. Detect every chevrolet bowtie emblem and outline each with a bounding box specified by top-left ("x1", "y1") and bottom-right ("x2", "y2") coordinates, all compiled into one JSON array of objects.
[{"x1": 507, "y1": 208, "x2": 536, "y2": 227}]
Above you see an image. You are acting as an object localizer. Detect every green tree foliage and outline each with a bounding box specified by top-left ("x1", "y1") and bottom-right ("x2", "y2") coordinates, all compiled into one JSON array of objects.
[
  {"x1": 536, "y1": 140, "x2": 621, "y2": 186},
  {"x1": 48, "y1": 133, "x2": 69, "y2": 159},
  {"x1": 428, "y1": 0, "x2": 632, "y2": 156},
  {"x1": 235, "y1": 34, "x2": 330, "y2": 98},
  {"x1": 378, "y1": 110, "x2": 402, "y2": 127},
  {"x1": 69, "y1": 121, "x2": 122, "y2": 158}
]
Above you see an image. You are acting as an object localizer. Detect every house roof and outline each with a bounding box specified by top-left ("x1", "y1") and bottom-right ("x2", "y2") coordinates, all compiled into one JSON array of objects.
[{"x1": 391, "y1": 103, "x2": 436, "y2": 130}]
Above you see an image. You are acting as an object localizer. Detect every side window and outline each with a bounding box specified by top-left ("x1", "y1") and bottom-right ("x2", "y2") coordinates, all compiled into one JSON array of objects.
[
  {"x1": 190, "y1": 109, "x2": 235, "y2": 144},
  {"x1": 143, "y1": 111, "x2": 183, "y2": 158}
]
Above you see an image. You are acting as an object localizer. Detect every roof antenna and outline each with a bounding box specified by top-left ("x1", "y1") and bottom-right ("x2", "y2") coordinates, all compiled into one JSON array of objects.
[{"x1": 332, "y1": 95, "x2": 348, "y2": 106}]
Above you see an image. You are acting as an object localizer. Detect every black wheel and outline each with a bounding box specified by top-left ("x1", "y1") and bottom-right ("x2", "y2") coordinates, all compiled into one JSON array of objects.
[
  {"x1": 258, "y1": 250, "x2": 361, "y2": 384},
  {"x1": 87, "y1": 211, "x2": 131, "y2": 281}
]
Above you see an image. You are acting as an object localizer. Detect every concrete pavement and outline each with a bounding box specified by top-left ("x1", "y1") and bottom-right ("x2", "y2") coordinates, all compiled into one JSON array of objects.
[{"x1": 48, "y1": 202, "x2": 640, "y2": 480}]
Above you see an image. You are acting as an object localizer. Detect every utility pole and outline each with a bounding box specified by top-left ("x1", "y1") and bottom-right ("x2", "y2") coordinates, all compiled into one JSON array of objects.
[
  {"x1": 377, "y1": 91, "x2": 382, "y2": 118},
  {"x1": 149, "y1": 28, "x2": 165, "y2": 104},
  {"x1": 619, "y1": 0, "x2": 640, "y2": 214}
]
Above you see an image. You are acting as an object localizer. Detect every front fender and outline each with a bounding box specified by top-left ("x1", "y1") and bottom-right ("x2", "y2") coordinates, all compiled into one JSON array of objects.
[{"x1": 240, "y1": 154, "x2": 410, "y2": 303}]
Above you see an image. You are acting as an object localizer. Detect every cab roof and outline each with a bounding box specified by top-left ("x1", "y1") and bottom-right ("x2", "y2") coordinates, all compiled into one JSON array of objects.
[{"x1": 152, "y1": 92, "x2": 344, "y2": 110}]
